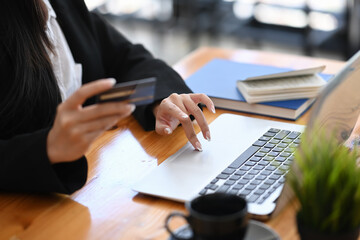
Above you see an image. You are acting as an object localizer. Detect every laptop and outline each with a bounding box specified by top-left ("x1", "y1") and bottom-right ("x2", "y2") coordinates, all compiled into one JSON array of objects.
[{"x1": 133, "y1": 50, "x2": 360, "y2": 220}]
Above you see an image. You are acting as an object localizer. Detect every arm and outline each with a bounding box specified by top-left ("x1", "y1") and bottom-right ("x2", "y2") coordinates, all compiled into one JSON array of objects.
[
  {"x1": 88, "y1": 12, "x2": 194, "y2": 130},
  {"x1": 0, "y1": 128, "x2": 88, "y2": 194}
]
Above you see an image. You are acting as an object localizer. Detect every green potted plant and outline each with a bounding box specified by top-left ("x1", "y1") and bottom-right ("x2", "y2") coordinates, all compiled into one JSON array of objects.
[{"x1": 288, "y1": 129, "x2": 360, "y2": 240}]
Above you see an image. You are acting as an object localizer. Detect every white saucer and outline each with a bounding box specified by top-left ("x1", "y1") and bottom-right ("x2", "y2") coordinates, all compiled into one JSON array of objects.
[{"x1": 168, "y1": 220, "x2": 280, "y2": 240}]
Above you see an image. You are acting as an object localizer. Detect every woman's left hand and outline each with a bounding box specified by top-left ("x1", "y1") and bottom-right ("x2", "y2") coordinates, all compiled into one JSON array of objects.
[{"x1": 154, "y1": 93, "x2": 215, "y2": 151}]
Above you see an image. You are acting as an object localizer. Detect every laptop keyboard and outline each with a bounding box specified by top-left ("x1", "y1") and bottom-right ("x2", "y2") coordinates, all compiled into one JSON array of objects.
[{"x1": 199, "y1": 128, "x2": 301, "y2": 204}]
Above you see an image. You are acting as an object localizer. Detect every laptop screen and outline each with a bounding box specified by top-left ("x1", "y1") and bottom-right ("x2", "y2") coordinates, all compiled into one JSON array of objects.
[{"x1": 307, "y1": 50, "x2": 360, "y2": 143}]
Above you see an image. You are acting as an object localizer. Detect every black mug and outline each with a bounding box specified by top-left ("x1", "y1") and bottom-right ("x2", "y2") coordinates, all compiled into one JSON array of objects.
[{"x1": 165, "y1": 193, "x2": 249, "y2": 240}]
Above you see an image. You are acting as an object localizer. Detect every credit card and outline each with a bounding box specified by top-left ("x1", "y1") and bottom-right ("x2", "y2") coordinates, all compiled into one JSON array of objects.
[{"x1": 97, "y1": 77, "x2": 156, "y2": 106}]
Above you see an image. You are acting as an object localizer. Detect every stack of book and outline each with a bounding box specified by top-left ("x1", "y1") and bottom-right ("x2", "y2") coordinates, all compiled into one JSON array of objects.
[
  {"x1": 185, "y1": 59, "x2": 333, "y2": 120},
  {"x1": 236, "y1": 66, "x2": 327, "y2": 104}
]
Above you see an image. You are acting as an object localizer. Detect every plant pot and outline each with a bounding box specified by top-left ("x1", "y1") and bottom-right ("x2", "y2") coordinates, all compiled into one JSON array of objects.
[{"x1": 296, "y1": 215, "x2": 360, "y2": 240}]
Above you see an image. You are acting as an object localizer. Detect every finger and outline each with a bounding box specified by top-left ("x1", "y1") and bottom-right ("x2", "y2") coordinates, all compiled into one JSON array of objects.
[
  {"x1": 155, "y1": 100, "x2": 186, "y2": 135},
  {"x1": 179, "y1": 112, "x2": 203, "y2": 151},
  {"x1": 161, "y1": 102, "x2": 202, "y2": 151},
  {"x1": 79, "y1": 102, "x2": 135, "y2": 123},
  {"x1": 65, "y1": 78, "x2": 116, "y2": 109},
  {"x1": 190, "y1": 93, "x2": 216, "y2": 114},
  {"x1": 75, "y1": 115, "x2": 124, "y2": 135},
  {"x1": 183, "y1": 95, "x2": 211, "y2": 141}
]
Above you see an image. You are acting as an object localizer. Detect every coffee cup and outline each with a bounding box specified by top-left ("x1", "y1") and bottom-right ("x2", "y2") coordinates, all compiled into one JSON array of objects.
[{"x1": 165, "y1": 193, "x2": 249, "y2": 240}]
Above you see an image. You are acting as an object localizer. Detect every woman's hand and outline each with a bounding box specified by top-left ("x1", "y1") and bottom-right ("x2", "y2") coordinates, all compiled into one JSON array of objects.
[
  {"x1": 47, "y1": 79, "x2": 135, "y2": 164},
  {"x1": 154, "y1": 93, "x2": 215, "y2": 151}
]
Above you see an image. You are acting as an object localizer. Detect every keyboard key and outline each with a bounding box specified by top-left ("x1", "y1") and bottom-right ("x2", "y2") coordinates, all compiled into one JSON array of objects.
[
  {"x1": 250, "y1": 180, "x2": 262, "y2": 185},
  {"x1": 210, "y1": 179, "x2": 218, "y2": 184},
  {"x1": 199, "y1": 189, "x2": 207, "y2": 195},
  {"x1": 254, "y1": 189, "x2": 265, "y2": 195},
  {"x1": 245, "y1": 161, "x2": 256, "y2": 166},
  {"x1": 269, "y1": 174, "x2": 281, "y2": 180},
  {"x1": 238, "y1": 179, "x2": 249, "y2": 185},
  {"x1": 274, "y1": 169, "x2": 284, "y2": 175},
  {"x1": 233, "y1": 183, "x2": 244, "y2": 190},
  {"x1": 282, "y1": 139, "x2": 292, "y2": 144},
  {"x1": 229, "y1": 189, "x2": 239, "y2": 195},
  {"x1": 287, "y1": 131, "x2": 301, "y2": 139},
  {"x1": 264, "y1": 143, "x2": 276, "y2": 148},
  {"x1": 265, "y1": 165, "x2": 277, "y2": 171},
  {"x1": 230, "y1": 175, "x2": 241, "y2": 181},
  {"x1": 259, "y1": 136, "x2": 271, "y2": 141},
  {"x1": 235, "y1": 170, "x2": 246, "y2": 176},
  {"x1": 228, "y1": 146, "x2": 260, "y2": 169},
  {"x1": 263, "y1": 156, "x2": 274, "y2": 161},
  {"x1": 247, "y1": 194, "x2": 260, "y2": 203},
  {"x1": 278, "y1": 143, "x2": 289, "y2": 148},
  {"x1": 268, "y1": 128, "x2": 280, "y2": 133},
  {"x1": 275, "y1": 156, "x2": 286, "y2": 162},
  {"x1": 258, "y1": 160, "x2": 270, "y2": 166},
  {"x1": 260, "y1": 148, "x2": 271, "y2": 153},
  {"x1": 239, "y1": 166, "x2": 251, "y2": 171},
  {"x1": 272, "y1": 147, "x2": 283, "y2": 152},
  {"x1": 222, "y1": 168, "x2": 235, "y2": 175},
  {"x1": 279, "y1": 177, "x2": 286, "y2": 183},
  {"x1": 249, "y1": 170, "x2": 260, "y2": 175},
  {"x1": 253, "y1": 165, "x2": 264, "y2": 170},
  {"x1": 269, "y1": 139, "x2": 280, "y2": 144},
  {"x1": 245, "y1": 185, "x2": 256, "y2": 191},
  {"x1": 280, "y1": 152, "x2": 291, "y2": 157},
  {"x1": 253, "y1": 140, "x2": 267, "y2": 147},
  {"x1": 294, "y1": 138, "x2": 301, "y2": 144},
  {"x1": 255, "y1": 152, "x2": 266, "y2": 157},
  {"x1": 243, "y1": 174, "x2": 255, "y2": 180},
  {"x1": 263, "y1": 132, "x2": 276, "y2": 137},
  {"x1": 261, "y1": 170, "x2": 272, "y2": 176},
  {"x1": 250, "y1": 157, "x2": 261, "y2": 162},
  {"x1": 217, "y1": 185, "x2": 230, "y2": 193},
  {"x1": 265, "y1": 179, "x2": 276, "y2": 185},
  {"x1": 289, "y1": 143, "x2": 299, "y2": 148},
  {"x1": 284, "y1": 148, "x2": 294, "y2": 153},
  {"x1": 255, "y1": 175, "x2": 267, "y2": 181},
  {"x1": 274, "y1": 130, "x2": 291, "y2": 140},
  {"x1": 205, "y1": 184, "x2": 219, "y2": 190},
  {"x1": 224, "y1": 180, "x2": 236, "y2": 185},
  {"x1": 217, "y1": 174, "x2": 229, "y2": 179},
  {"x1": 259, "y1": 183, "x2": 271, "y2": 190},
  {"x1": 268, "y1": 151, "x2": 279, "y2": 157},
  {"x1": 239, "y1": 189, "x2": 251, "y2": 196}
]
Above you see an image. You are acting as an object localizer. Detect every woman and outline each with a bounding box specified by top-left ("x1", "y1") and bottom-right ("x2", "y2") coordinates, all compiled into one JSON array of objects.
[{"x1": 0, "y1": 0, "x2": 214, "y2": 194}]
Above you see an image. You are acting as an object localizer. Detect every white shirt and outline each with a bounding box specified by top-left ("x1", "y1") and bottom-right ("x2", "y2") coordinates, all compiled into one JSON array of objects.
[{"x1": 43, "y1": 0, "x2": 82, "y2": 101}]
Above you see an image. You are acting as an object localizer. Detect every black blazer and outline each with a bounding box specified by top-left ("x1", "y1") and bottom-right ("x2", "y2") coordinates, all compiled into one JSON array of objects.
[{"x1": 0, "y1": 0, "x2": 192, "y2": 194}]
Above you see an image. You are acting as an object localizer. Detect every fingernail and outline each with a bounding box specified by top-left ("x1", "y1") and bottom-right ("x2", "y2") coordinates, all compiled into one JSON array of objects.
[
  {"x1": 182, "y1": 114, "x2": 188, "y2": 119},
  {"x1": 211, "y1": 106, "x2": 216, "y2": 114},
  {"x1": 205, "y1": 131, "x2": 211, "y2": 141},
  {"x1": 129, "y1": 104, "x2": 136, "y2": 113},
  {"x1": 165, "y1": 127, "x2": 172, "y2": 135},
  {"x1": 107, "y1": 78, "x2": 116, "y2": 85},
  {"x1": 195, "y1": 142, "x2": 203, "y2": 152}
]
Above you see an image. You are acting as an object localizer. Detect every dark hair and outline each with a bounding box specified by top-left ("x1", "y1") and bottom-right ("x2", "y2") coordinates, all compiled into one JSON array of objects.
[{"x1": 0, "y1": 0, "x2": 61, "y2": 138}]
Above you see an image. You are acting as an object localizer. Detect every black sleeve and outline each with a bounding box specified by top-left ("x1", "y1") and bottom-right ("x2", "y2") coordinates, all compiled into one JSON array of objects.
[
  {"x1": 0, "y1": 129, "x2": 88, "y2": 194},
  {"x1": 88, "y1": 12, "x2": 193, "y2": 130},
  {"x1": 0, "y1": 43, "x2": 88, "y2": 194}
]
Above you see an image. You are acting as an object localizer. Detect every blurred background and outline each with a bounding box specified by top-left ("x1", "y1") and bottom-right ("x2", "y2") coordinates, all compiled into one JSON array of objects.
[{"x1": 84, "y1": 0, "x2": 360, "y2": 65}]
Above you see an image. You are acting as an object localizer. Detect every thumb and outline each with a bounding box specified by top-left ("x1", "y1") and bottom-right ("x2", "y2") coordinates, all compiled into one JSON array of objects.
[{"x1": 156, "y1": 120, "x2": 173, "y2": 135}]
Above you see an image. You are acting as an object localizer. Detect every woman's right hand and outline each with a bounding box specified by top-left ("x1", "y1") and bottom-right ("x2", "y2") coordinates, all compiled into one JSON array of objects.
[{"x1": 47, "y1": 79, "x2": 135, "y2": 164}]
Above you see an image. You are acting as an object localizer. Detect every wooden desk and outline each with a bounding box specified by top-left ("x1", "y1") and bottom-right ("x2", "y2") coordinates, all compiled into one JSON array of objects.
[{"x1": 0, "y1": 47, "x2": 344, "y2": 240}]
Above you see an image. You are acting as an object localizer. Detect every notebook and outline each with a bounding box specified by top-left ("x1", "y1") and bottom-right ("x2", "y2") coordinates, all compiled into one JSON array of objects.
[{"x1": 133, "y1": 50, "x2": 360, "y2": 220}]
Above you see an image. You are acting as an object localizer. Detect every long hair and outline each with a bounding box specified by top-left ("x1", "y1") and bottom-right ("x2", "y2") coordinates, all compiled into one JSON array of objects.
[{"x1": 0, "y1": 0, "x2": 61, "y2": 138}]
